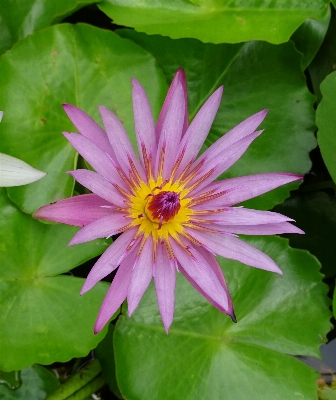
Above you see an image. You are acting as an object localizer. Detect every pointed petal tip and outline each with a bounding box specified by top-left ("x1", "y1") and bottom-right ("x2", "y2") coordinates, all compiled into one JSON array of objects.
[
  {"x1": 80, "y1": 284, "x2": 89, "y2": 296},
  {"x1": 98, "y1": 105, "x2": 108, "y2": 116},
  {"x1": 94, "y1": 319, "x2": 103, "y2": 334},
  {"x1": 230, "y1": 312, "x2": 237, "y2": 323},
  {"x1": 67, "y1": 237, "x2": 78, "y2": 246},
  {"x1": 131, "y1": 77, "x2": 140, "y2": 87},
  {"x1": 175, "y1": 67, "x2": 186, "y2": 81},
  {"x1": 127, "y1": 303, "x2": 136, "y2": 317},
  {"x1": 62, "y1": 131, "x2": 71, "y2": 139},
  {"x1": 32, "y1": 209, "x2": 41, "y2": 220},
  {"x1": 294, "y1": 174, "x2": 304, "y2": 180},
  {"x1": 288, "y1": 225, "x2": 305, "y2": 235},
  {"x1": 33, "y1": 206, "x2": 49, "y2": 220},
  {"x1": 162, "y1": 317, "x2": 173, "y2": 334}
]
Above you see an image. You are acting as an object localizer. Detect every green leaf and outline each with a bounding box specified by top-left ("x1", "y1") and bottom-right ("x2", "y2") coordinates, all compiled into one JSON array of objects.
[
  {"x1": 0, "y1": 189, "x2": 110, "y2": 371},
  {"x1": 318, "y1": 386, "x2": 336, "y2": 400},
  {"x1": 118, "y1": 29, "x2": 316, "y2": 210},
  {"x1": 309, "y1": 7, "x2": 336, "y2": 103},
  {"x1": 99, "y1": 0, "x2": 329, "y2": 44},
  {"x1": 47, "y1": 360, "x2": 102, "y2": 400},
  {"x1": 291, "y1": 5, "x2": 331, "y2": 70},
  {"x1": 0, "y1": 0, "x2": 97, "y2": 55},
  {"x1": 95, "y1": 325, "x2": 122, "y2": 398},
  {"x1": 274, "y1": 191, "x2": 336, "y2": 278},
  {"x1": 316, "y1": 71, "x2": 336, "y2": 183},
  {"x1": 114, "y1": 236, "x2": 330, "y2": 400},
  {"x1": 0, "y1": 365, "x2": 59, "y2": 399},
  {"x1": 0, "y1": 23, "x2": 166, "y2": 213},
  {"x1": 0, "y1": 370, "x2": 21, "y2": 390}
]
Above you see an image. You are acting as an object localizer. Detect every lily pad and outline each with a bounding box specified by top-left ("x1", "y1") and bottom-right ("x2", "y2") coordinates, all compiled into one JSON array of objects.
[
  {"x1": 99, "y1": 0, "x2": 329, "y2": 45},
  {"x1": 0, "y1": 189, "x2": 111, "y2": 371},
  {"x1": 95, "y1": 325, "x2": 122, "y2": 398},
  {"x1": 0, "y1": 0, "x2": 96, "y2": 55},
  {"x1": 118, "y1": 29, "x2": 316, "y2": 210},
  {"x1": 114, "y1": 236, "x2": 330, "y2": 400},
  {"x1": 316, "y1": 71, "x2": 336, "y2": 184},
  {"x1": 274, "y1": 191, "x2": 336, "y2": 278},
  {"x1": 291, "y1": 5, "x2": 331, "y2": 70},
  {"x1": 309, "y1": 7, "x2": 336, "y2": 103},
  {"x1": 0, "y1": 365, "x2": 59, "y2": 399},
  {"x1": 0, "y1": 23, "x2": 166, "y2": 213}
]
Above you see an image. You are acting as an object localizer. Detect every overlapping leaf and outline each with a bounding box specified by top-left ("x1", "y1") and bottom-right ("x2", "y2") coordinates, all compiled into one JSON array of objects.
[
  {"x1": 114, "y1": 236, "x2": 330, "y2": 400},
  {"x1": 0, "y1": 0, "x2": 97, "y2": 55},
  {"x1": 317, "y1": 71, "x2": 336, "y2": 184},
  {"x1": 0, "y1": 189, "x2": 111, "y2": 371},
  {"x1": 118, "y1": 29, "x2": 316, "y2": 210},
  {"x1": 291, "y1": 6, "x2": 331, "y2": 70},
  {"x1": 0, "y1": 23, "x2": 166, "y2": 213},
  {"x1": 309, "y1": 7, "x2": 336, "y2": 103},
  {"x1": 96, "y1": 325, "x2": 122, "y2": 398},
  {"x1": 274, "y1": 191, "x2": 336, "y2": 277},
  {"x1": 0, "y1": 365, "x2": 59, "y2": 399},
  {"x1": 99, "y1": 0, "x2": 329, "y2": 44}
]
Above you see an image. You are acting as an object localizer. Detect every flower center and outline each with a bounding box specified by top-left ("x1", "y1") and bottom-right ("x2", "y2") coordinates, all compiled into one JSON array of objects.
[
  {"x1": 145, "y1": 191, "x2": 181, "y2": 228},
  {"x1": 129, "y1": 178, "x2": 192, "y2": 240}
]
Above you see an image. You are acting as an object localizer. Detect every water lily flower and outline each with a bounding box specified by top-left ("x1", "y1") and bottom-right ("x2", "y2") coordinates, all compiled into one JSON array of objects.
[
  {"x1": 0, "y1": 111, "x2": 46, "y2": 187},
  {"x1": 34, "y1": 69, "x2": 303, "y2": 333}
]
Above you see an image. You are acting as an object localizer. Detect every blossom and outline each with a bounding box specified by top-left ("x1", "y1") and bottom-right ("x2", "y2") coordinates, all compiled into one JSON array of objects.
[
  {"x1": 0, "y1": 111, "x2": 46, "y2": 187},
  {"x1": 34, "y1": 69, "x2": 303, "y2": 333}
]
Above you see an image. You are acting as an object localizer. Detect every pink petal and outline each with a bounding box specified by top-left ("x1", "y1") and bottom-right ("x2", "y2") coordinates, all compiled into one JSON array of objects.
[
  {"x1": 127, "y1": 235, "x2": 154, "y2": 316},
  {"x1": 185, "y1": 109, "x2": 268, "y2": 194},
  {"x1": 179, "y1": 246, "x2": 234, "y2": 318},
  {"x1": 63, "y1": 104, "x2": 115, "y2": 159},
  {"x1": 185, "y1": 228, "x2": 282, "y2": 274},
  {"x1": 156, "y1": 68, "x2": 188, "y2": 137},
  {"x1": 68, "y1": 213, "x2": 130, "y2": 246},
  {"x1": 63, "y1": 132, "x2": 124, "y2": 186},
  {"x1": 174, "y1": 86, "x2": 223, "y2": 178},
  {"x1": 198, "y1": 207, "x2": 294, "y2": 225},
  {"x1": 188, "y1": 130, "x2": 263, "y2": 195},
  {"x1": 170, "y1": 238, "x2": 233, "y2": 315},
  {"x1": 193, "y1": 173, "x2": 303, "y2": 209},
  {"x1": 99, "y1": 106, "x2": 146, "y2": 181},
  {"x1": 94, "y1": 248, "x2": 137, "y2": 333},
  {"x1": 68, "y1": 170, "x2": 126, "y2": 208},
  {"x1": 154, "y1": 242, "x2": 176, "y2": 333},
  {"x1": 196, "y1": 222, "x2": 304, "y2": 235},
  {"x1": 81, "y1": 227, "x2": 138, "y2": 294},
  {"x1": 132, "y1": 79, "x2": 156, "y2": 173},
  {"x1": 154, "y1": 83, "x2": 185, "y2": 180},
  {"x1": 194, "y1": 110, "x2": 267, "y2": 170},
  {"x1": 33, "y1": 194, "x2": 113, "y2": 227},
  {"x1": 212, "y1": 109, "x2": 267, "y2": 150}
]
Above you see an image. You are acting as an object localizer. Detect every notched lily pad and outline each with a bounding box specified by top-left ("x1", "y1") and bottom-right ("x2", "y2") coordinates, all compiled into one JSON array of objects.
[
  {"x1": 0, "y1": 189, "x2": 111, "y2": 371},
  {"x1": 0, "y1": 23, "x2": 166, "y2": 213},
  {"x1": 114, "y1": 236, "x2": 331, "y2": 400},
  {"x1": 99, "y1": 0, "x2": 329, "y2": 45}
]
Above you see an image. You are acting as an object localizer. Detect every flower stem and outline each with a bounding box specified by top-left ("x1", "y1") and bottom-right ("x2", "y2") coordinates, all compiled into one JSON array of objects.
[
  {"x1": 47, "y1": 359, "x2": 103, "y2": 400},
  {"x1": 65, "y1": 375, "x2": 105, "y2": 400}
]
